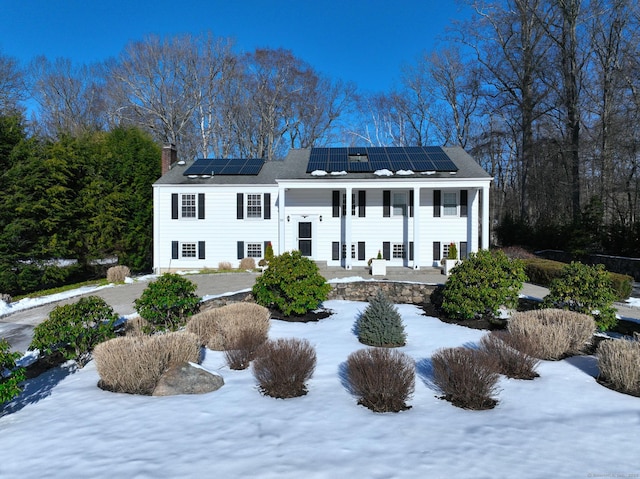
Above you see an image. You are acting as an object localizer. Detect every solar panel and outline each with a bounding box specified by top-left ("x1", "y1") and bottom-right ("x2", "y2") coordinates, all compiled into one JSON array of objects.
[{"x1": 184, "y1": 158, "x2": 265, "y2": 176}]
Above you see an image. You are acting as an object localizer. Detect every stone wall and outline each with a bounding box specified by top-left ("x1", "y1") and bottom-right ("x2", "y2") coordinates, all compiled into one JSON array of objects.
[
  {"x1": 328, "y1": 281, "x2": 437, "y2": 304},
  {"x1": 201, "y1": 282, "x2": 437, "y2": 311}
]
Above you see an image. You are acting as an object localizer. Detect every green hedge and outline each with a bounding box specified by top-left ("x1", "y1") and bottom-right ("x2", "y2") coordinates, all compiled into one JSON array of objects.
[{"x1": 523, "y1": 258, "x2": 633, "y2": 300}]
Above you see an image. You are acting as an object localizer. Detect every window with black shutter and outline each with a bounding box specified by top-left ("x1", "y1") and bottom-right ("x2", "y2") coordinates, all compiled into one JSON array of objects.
[
  {"x1": 332, "y1": 191, "x2": 340, "y2": 217},
  {"x1": 358, "y1": 242, "x2": 365, "y2": 261},
  {"x1": 358, "y1": 190, "x2": 366, "y2": 217},
  {"x1": 264, "y1": 193, "x2": 271, "y2": 219},
  {"x1": 434, "y1": 190, "x2": 441, "y2": 217},
  {"x1": 171, "y1": 241, "x2": 179, "y2": 259},
  {"x1": 332, "y1": 242, "x2": 340, "y2": 260},
  {"x1": 171, "y1": 194, "x2": 178, "y2": 219},
  {"x1": 198, "y1": 193, "x2": 205, "y2": 219},
  {"x1": 237, "y1": 241, "x2": 244, "y2": 259},
  {"x1": 383, "y1": 242, "x2": 390, "y2": 260},
  {"x1": 198, "y1": 241, "x2": 206, "y2": 259},
  {"x1": 237, "y1": 193, "x2": 244, "y2": 219},
  {"x1": 433, "y1": 241, "x2": 441, "y2": 261},
  {"x1": 383, "y1": 191, "x2": 391, "y2": 217},
  {"x1": 460, "y1": 190, "x2": 468, "y2": 217}
]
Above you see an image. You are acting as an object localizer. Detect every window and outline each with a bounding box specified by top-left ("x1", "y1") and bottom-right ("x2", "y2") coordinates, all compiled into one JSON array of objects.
[
  {"x1": 393, "y1": 193, "x2": 407, "y2": 216},
  {"x1": 247, "y1": 194, "x2": 262, "y2": 218},
  {"x1": 247, "y1": 243, "x2": 262, "y2": 258},
  {"x1": 392, "y1": 243, "x2": 405, "y2": 259},
  {"x1": 181, "y1": 242, "x2": 197, "y2": 258},
  {"x1": 181, "y1": 194, "x2": 196, "y2": 218},
  {"x1": 443, "y1": 192, "x2": 457, "y2": 216}
]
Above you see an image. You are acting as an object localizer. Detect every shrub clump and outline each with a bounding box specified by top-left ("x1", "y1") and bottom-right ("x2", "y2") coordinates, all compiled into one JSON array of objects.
[
  {"x1": 134, "y1": 273, "x2": 200, "y2": 331},
  {"x1": 29, "y1": 296, "x2": 118, "y2": 366},
  {"x1": 506, "y1": 309, "x2": 595, "y2": 360},
  {"x1": 542, "y1": 262, "x2": 617, "y2": 331},
  {"x1": 478, "y1": 332, "x2": 539, "y2": 380},
  {"x1": 346, "y1": 347, "x2": 415, "y2": 412},
  {"x1": 441, "y1": 249, "x2": 526, "y2": 321},
  {"x1": 224, "y1": 329, "x2": 268, "y2": 370},
  {"x1": 597, "y1": 337, "x2": 640, "y2": 396},
  {"x1": 252, "y1": 250, "x2": 331, "y2": 316},
  {"x1": 218, "y1": 261, "x2": 233, "y2": 271},
  {"x1": 93, "y1": 331, "x2": 201, "y2": 395},
  {"x1": 0, "y1": 339, "x2": 25, "y2": 404},
  {"x1": 431, "y1": 347, "x2": 500, "y2": 410},
  {"x1": 106, "y1": 265, "x2": 131, "y2": 283},
  {"x1": 186, "y1": 302, "x2": 270, "y2": 350},
  {"x1": 355, "y1": 290, "x2": 406, "y2": 347},
  {"x1": 252, "y1": 338, "x2": 316, "y2": 398}
]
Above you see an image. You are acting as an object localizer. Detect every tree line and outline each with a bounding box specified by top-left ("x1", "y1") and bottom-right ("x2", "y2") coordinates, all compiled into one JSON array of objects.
[{"x1": 0, "y1": 0, "x2": 638, "y2": 294}]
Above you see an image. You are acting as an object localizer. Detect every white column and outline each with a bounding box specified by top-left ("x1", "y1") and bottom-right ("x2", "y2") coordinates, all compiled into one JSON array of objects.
[
  {"x1": 278, "y1": 186, "x2": 286, "y2": 254},
  {"x1": 467, "y1": 188, "x2": 479, "y2": 253},
  {"x1": 412, "y1": 186, "x2": 420, "y2": 269},
  {"x1": 345, "y1": 187, "x2": 352, "y2": 269},
  {"x1": 482, "y1": 185, "x2": 490, "y2": 250}
]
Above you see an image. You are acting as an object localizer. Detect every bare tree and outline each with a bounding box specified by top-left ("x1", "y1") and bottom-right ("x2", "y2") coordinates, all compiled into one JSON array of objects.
[{"x1": 0, "y1": 51, "x2": 25, "y2": 114}]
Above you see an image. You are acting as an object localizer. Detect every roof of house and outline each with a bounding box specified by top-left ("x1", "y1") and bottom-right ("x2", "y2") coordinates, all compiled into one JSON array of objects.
[{"x1": 154, "y1": 146, "x2": 491, "y2": 186}]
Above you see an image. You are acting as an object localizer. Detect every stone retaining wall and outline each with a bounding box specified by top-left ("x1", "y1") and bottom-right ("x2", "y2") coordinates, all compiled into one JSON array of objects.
[
  {"x1": 201, "y1": 282, "x2": 437, "y2": 311},
  {"x1": 536, "y1": 250, "x2": 640, "y2": 280}
]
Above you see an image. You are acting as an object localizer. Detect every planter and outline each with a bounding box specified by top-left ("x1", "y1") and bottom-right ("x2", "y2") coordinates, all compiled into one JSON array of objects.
[
  {"x1": 371, "y1": 259, "x2": 387, "y2": 276},
  {"x1": 443, "y1": 259, "x2": 460, "y2": 276}
]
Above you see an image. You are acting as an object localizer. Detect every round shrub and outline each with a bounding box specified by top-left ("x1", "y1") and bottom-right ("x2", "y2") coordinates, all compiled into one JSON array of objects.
[
  {"x1": 542, "y1": 262, "x2": 617, "y2": 331},
  {"x1": 506, "y1": 308, "x2": 595, "y2": 360},
  {"x1": 478, "y1": 332, "x2": 539, "y2": 380},
  {"x1": 29, "y1": 296, "x2": 118, "y2": 366},
  {"x1": 355, "y1": 290, "x2": 406, "y2": 347},
  {"x1": 431, "y1": 346, "x2": 500, "y2": 410},
  {"x1": 134, "y1": 273, "x2": 200, "y2": 331},
  {"x1": 0, "y1": 338, "x2": 25, "y2": 404},
  {"x1": 252, "y1": 250, "x2": 331, "y2": 316},
  {"x1": 441, "y1": 249, "x2": 526, "y2": 321},
  {"x1": 597, "y1": 337, "x2": 640, "y2": 396},
  {"x1": 346, "y1": 347, "x2": 415, "y2": 412},
  {"x1": 106, "y1": 265, "x2": 131, "y2": 283},
  {"x1": 252, "y1": 338, "x2": 316, "y2": 398}
]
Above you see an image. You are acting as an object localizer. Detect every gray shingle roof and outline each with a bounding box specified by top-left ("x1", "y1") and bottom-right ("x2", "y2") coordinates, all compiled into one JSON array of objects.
[{"x1": 154, "y1": 146, "x2": 491, "y2": 186}]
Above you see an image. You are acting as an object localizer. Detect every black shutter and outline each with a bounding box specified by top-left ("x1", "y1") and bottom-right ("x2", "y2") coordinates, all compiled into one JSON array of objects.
[
  {"x1": 409, "y1": 242, "x2": 414, "y2": 261},
  {"x1": 460, "y1": 241, "x2": 468, "y2": 259},
  {"x1": 264, "y1": 193, "x2": 271, "y2": 219},
  {"x1": 434, "y1": 190, "x2": 441, "y2": 217},
  {"x1": 237, "y1": 241, "x2": 244, "y2": 260},
  {"x1": 409, "y1": 190, "x2": 414, "y2": 217},
  {"x1": 383, "y1": 190, "x2": 391, "y2": 217},
  {"x1": 358, "y1": 242, "x2": 365, "y2": 261},
  {"x1": 358, "y1": 190, "x2": 366, "y2": 217},
  {"x1": 433, "y1": 242, "x2": 441, "y2": 261},
  {"x1": 198, "y1": 193, "x2": 205, "y2": 219},
  {"x1": 237, "y1": 193, "x2": 243, "y2": 219},
  {"x1": 171, "y1": 194, "x2": 178, "y2": 219},
  {"x1": 332, "y1": 190, "x2": 340, "y2": 217},
  {"x1": 332, "y1": 242, "x2": 340, "y2": 260},
  {"x1": 171, "y1": 241, "x2": 179, "y2": 259},
  {"x1": 198, "y1": 241, "x2": 205, "y2": 259},
  {"x1": 460, "y1": 190, "x2": 468, "y2": 217},
  {"x1": 383, "y1": 242, "x2": 390, "y2": 260}
]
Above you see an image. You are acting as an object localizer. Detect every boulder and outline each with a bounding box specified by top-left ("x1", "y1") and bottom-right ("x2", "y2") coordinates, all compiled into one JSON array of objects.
[{"x1": 152, "y1": 362, "x2": 224, "y2": 396}]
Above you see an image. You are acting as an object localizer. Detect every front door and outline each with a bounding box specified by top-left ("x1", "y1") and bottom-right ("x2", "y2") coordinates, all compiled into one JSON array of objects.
[{"x1": 298, "y1": 221, "x2": 312, "y2": 257}]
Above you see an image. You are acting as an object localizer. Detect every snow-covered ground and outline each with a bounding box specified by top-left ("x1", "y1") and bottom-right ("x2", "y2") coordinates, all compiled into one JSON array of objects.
[{"x1": 1, "y1": 299, "x2": 638, "y2": 478}]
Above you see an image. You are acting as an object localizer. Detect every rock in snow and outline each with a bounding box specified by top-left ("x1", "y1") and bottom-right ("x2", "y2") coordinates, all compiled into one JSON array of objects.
[{"x1": 152, "y1": 362, "x2": 224, "y2": 396}]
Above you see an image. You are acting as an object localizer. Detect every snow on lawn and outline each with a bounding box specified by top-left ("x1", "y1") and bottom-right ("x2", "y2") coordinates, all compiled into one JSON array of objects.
[{"x1": 1, "y1": 300, "x2": 639, "y2": 478}]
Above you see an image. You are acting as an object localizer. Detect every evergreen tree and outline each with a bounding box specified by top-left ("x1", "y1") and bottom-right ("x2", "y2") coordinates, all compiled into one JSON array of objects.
[{"x1": 356, "y1": 290, "x2": 407, "y2": 347}]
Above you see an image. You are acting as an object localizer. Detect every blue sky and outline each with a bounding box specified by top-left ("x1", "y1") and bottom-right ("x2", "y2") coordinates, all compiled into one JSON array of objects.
[{"x1": 1, "y1": 0, "x2": 468, "y2": 93}]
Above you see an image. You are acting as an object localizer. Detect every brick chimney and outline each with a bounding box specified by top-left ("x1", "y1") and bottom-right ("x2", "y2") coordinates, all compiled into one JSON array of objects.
[{"x1": 161, "y1": 144, "x2": 177, "y2": 175}]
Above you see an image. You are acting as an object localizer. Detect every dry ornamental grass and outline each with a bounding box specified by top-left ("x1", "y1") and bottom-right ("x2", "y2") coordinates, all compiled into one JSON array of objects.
[
  {"x1": 597, "y1": 337, "x2": 640, "y2": 396},
  {"x1": 93, "y1": 331, "x2": 201, "y2": 395},
  {"x1": 479, "y1": 332, "x2": 540, "y2": 380},
  {"x1": 186, "y1": 303, "x2": 270, "y2": 350},
  {"x1": 507, "y1": 309, "x2": 595, "y2": 360},
  {"x1": 106, "y1": 265, "x2": 131, "y2": 283}
]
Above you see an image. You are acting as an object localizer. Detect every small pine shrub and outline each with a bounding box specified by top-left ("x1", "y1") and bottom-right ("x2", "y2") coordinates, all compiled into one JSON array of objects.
[
  {"x1": 355, "y1": 290, "x2": 406, "y2": 347},
  {"x1": 478, "y1": 332, "x2": 539, "y2": 380},
  {"x1": 252, "y1": 338, "x2": 316, "y2": 398},
  {"x1": 264, "y1": 242, "x2": 274, "y2": 263},
  {"x1": 134, "y1": 273, "x2": 200, "y2": 331},
  {"x1": 30, "y1": 296, "x2": 118, "y2": 366},
  {"x1": 597, "y1": 337, "x2": 640, "y2": 396},
  {"x1": 447, "y1": 242, "x2": 458, "y2": 260},
  {"x1": 106, "y1": 265, "x2": 131, "y2": 283},
  {"x1": 506, "y1": 309, "x2": 595, "y2": 360},
  {"x1": 542, "y1": 262, "x2": 617, "y2": 331},
  {"x1": 431, "y1": 347, "x2": 500, "y2": 410},
  {"x1": 239, "y1": 257, "x2": 256, "y2": 270},
  {"x1": 186, "y1": 303, "x2": 270, "y2": 350},
  {"x1": 224, "y1": 328, "x2": 268, "y2": 370},
  {"x1": 346, "y1": 347, "x2": 415, "y2": 412},
  {"x1": 94, "y1": 331, "x2": 201, "y2": 395},
  {"x1": 0, "y1": 339, "x2": 25, "y2": 403},
  {"x1": 441, "y1": 249, "x2": 526, "y2": 321},
  {"x1": 218, "y1": 261, "x2": 233, "y2": 271},
  {"x1": 252, "y1": 250, "x2": 331, "y2": 316}
]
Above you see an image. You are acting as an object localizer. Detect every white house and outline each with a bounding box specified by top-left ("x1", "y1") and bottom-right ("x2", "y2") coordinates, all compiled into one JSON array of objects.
[{"x1": 153, "y1": 145, "x2": 492, "y2": 273}]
